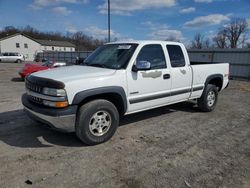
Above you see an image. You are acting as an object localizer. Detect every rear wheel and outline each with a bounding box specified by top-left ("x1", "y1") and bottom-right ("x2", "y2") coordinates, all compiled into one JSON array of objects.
[
  {"x1": 197, "y1": 84, "x2": 218, "y2": 112},
  {"x1": 75, "y1": 99, "x2": 119, "y2": 145}
]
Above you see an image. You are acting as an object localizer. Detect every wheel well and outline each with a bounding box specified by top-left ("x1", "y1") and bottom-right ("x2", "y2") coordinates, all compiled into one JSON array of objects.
[
  {"x1": 77, "y1": 93, "x2": 126, "y2": 116},
  {"x1": 208, "y1": 77, "x2": 223, "y2": 91}
]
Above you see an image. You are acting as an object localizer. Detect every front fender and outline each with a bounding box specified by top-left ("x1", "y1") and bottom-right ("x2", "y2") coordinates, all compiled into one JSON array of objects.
[{"x1": 72, "y1": 86, "x2": 127, "y2": 113}]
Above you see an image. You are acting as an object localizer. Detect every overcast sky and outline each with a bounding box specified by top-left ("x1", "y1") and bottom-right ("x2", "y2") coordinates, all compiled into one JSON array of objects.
[{"x1": 0, "y1": 0, "x2": 249, "y2": 44}]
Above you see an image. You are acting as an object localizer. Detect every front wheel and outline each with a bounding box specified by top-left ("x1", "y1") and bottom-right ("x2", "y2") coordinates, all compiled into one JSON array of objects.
[
  {"x1": 16, "y1": 59, "x2": 22, "y2": 63},
  {"x1": 197, "y1": 84, "x2": 218, "y2": 112},
  {"x1": 75, "y1": 99, "x2": 119, "y2": 145}
]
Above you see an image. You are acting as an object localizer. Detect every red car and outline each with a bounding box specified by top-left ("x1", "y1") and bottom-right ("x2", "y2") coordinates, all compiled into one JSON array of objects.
[{"x1": 19, "y1": 61, "x2": 66, "y2": 79}]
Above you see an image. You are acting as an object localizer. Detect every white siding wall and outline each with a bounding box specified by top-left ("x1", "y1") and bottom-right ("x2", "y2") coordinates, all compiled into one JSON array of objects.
[
  {"x1": 43, "y1": 46, "x2": 75, "y2": 52},
  {"x1": 0, "y1": 34, "x2": 42, "y2": 61}
]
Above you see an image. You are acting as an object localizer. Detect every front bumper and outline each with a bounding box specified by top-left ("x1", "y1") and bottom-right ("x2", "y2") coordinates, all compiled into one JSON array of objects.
[{"x1": 22, "y1": 94, "x2": 77, "y2": 132}]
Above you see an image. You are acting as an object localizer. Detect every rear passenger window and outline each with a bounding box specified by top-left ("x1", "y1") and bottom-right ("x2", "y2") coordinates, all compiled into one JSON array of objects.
[
  {"x1": 167, "y1": 45, "x2": 185, "y2": 67},
  {"x1": 137, "y1": 44, "x2": 166, "y2": 69}
]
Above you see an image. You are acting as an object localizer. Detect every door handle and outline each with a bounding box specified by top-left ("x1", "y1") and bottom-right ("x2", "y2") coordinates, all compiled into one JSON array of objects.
[
  {"x1": 180, "y1": 69, "x2": 186, "y2": 74},
  {"x1": 163, "y1": 74, "x2": 170, "y2": 79}
]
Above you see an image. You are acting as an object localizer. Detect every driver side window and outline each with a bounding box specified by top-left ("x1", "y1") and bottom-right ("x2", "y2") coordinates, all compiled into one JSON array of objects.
[{"x1": 137, "y1": 44, "x2": 166, "y2": 69}]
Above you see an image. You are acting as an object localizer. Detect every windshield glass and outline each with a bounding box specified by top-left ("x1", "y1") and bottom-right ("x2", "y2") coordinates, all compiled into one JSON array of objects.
[{"x1": 83, "y1": 43, "x2": 138, "y2": 69}]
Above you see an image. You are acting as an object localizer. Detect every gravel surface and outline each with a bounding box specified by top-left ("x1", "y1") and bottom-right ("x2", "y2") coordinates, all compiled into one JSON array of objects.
[{"x1": 0, "y1": 63, "x2": 249, "y2": 188}]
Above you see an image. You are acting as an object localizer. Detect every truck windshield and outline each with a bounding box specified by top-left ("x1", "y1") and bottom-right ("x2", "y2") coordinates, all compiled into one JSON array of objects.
[{"x1": 83, "y1": 43, "x2": 138, "y2": 69}]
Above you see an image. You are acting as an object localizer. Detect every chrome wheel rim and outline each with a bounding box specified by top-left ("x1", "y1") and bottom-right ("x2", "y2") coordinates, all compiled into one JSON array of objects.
[
  {"x1": 89, "y1": 111, "x2": 112, "y2": 136},
  {"x1": 207, "y1": 91, "x2": 216, "y2": 107}
]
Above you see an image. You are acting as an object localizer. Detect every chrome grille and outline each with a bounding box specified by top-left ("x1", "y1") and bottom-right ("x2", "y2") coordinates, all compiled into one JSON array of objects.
[
  {"x1": 26, "y1": 80, "x2": 43, "y2": 93},
  {"x1": 25, "y1": 80, "x2": 44, "y2": 105}
]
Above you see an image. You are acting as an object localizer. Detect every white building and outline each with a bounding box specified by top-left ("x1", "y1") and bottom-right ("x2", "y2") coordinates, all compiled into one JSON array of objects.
[{"x1": 0, "y1": 33, "x2": 75, "y2": 61}]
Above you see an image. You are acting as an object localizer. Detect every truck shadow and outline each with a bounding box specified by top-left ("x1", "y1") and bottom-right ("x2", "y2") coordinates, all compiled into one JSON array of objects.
[
  {"x1": 0, "y1": 102, "x2": 198, "y2": 148},
  {"x1": 0, "y1": 110, "x2": 83, "y2": 148},
  {"x1": 120, "y1": 102, "x2": 198, "y2": 126}
]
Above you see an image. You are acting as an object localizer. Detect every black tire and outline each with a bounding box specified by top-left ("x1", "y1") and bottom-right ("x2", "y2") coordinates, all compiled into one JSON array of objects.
[
  {"x1": 75, "y1": 99, "x2": 119, "y2": 145},
  {"x1": 16, "y1": 59, "x2": 21, "y2": 63},
  {"x1": 197, "y1": 84, "x2": 218, "y2": 112}
]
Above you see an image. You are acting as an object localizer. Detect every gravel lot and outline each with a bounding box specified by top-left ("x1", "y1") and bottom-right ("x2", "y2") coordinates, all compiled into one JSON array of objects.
[{"x1": 0, "y1": 63, "x2": 249, "y2": 188}]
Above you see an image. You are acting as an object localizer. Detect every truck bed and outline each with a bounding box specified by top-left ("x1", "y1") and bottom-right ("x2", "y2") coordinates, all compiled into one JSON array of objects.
[{"x1": 189, "y1": 62, "x2": 229, "y2": 99}]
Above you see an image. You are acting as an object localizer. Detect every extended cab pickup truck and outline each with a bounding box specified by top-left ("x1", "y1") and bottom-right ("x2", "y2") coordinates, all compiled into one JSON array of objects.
[{"x1": 22, "y1": 41, "x2": 229, "y2": 145}]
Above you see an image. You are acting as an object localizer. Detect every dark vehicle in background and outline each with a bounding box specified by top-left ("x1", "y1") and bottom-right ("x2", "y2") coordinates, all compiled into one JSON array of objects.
[
  {"x1": 0, "y1": 52, "x2": 25, "y2": 63},
  {"x1": 75, "y1": 57, "x2": 85, "y2": 65},
  {"x1": 34, "y1": 57, "x2": 47, "y2": 62}
]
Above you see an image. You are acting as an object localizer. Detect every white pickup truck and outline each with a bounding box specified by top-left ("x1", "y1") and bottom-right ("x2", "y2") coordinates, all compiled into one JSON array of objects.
[{"x1": 22, "y1": 41, "x2": 229, "y2": 145}]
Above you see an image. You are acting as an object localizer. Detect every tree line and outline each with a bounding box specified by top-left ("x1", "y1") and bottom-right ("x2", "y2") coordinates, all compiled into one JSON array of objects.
[
  {"x1": 0, "y1": 25, "x2": 104, "y2": 51},
  {"x1": 190, "y1": 18, "x2": 249, "y2": 49}
]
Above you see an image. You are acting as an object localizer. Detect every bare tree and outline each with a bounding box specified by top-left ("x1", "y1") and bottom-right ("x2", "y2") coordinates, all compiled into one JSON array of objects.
[
  {"x1": 72, "y1": 31, "x2": 89, "y2": 51},
  {"x1": 0, "y1": 26, "x2": 18, "y2": 38},
  {"x1": 204, "y1": 38, "x2": 211, "y2": 48},
  {"x1": 223, "y1": 18, "x2": 248, "y2": 48},
  {"x1": 213, "y1": 29, "x2": 228, "y2": 48},
  {"x1": 71, "y1": 31, "x2": 103, "y2": 50},
  {"x1": 191, "y1": 33, "x2": 204, "y2": 49},
  {"x1": 239, "y1": 34, "x2": 247, "y2": 48}
]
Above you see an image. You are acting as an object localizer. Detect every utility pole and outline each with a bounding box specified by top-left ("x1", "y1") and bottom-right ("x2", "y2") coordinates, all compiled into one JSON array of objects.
[{"x1": 108, "y1": 0, "x2": 111, "y2": 42}]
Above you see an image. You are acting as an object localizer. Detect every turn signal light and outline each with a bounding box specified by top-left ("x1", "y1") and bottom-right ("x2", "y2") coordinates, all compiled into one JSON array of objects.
[
  {"x1": 55, "y1": 101, "x2": 69, "y2": 108},
  {"x1": 43, "y1": 100, "x2": 69, "y2": 108}
]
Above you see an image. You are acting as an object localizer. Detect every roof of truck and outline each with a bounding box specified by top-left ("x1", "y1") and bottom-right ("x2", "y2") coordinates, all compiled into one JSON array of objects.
[{"x1": 107, "y1": 40, "x2": 183, "y2": 46}]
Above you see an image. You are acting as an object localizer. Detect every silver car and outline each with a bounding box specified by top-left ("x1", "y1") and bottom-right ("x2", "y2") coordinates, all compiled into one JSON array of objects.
[{"x1": 0, "y1": 52, "x2": 25, "y2": 63}]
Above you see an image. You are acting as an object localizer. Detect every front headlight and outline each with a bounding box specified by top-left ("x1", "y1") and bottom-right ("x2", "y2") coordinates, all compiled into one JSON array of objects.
[{"x1": 42, "y1": 87, "x2": 66, "y2": 97}]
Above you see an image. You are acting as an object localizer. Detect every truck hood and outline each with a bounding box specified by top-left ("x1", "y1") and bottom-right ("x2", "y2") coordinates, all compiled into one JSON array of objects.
[{"x1": 32, "y1": 65, "x2": 116, "y2": 83}]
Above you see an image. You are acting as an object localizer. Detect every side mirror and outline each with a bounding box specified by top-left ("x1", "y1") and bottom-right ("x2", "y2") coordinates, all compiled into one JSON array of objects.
[{"x1": 132, "y1": 60, "x2": 151, "y2": 72}]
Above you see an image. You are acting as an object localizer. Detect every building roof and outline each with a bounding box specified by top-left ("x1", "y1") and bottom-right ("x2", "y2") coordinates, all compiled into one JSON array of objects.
[
  {"x1": 0, "y1": 33, "x2": 23, "y2": 41},
  {"x1": 0, "y1": 33, "x2": 75, "y2": 47},
  {"x1": 34, "y1": 39, "x2": 75, "y2": 47}
]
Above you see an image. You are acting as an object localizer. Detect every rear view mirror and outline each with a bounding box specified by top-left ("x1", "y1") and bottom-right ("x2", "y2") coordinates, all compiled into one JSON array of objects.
[{"x1": 132, "y1": 60, "x2": 151, "y2": 72}]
